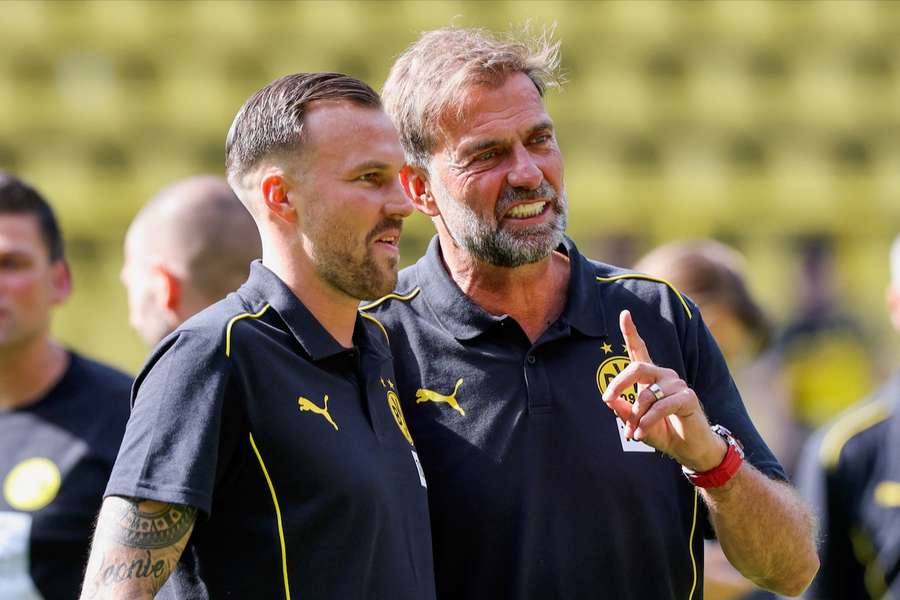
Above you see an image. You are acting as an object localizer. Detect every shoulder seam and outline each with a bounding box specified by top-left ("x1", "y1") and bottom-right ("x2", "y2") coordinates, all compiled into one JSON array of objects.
[
  {"x1": 818, "y1": 401, "x2": 890, "y2": 469},
  {"x1": 359, "y1": 288, "x2": 421, "y2": 312},
  {"x1": 596, "y1": 274, "x2": 693, "y2": 319},
  {"x1": 225, "y1": 304, "x2": 271, "y2": 358}
]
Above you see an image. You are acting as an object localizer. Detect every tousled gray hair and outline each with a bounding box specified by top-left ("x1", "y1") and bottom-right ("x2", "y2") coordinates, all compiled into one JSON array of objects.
[{"x1": 382, "y1": 26, "x2": 563, "y2": 169}]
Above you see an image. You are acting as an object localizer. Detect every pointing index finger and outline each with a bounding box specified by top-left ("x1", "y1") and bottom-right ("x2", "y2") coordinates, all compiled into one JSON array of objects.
[{"x1": 620, "y1": 310, "x2": 652, "y2": 365}]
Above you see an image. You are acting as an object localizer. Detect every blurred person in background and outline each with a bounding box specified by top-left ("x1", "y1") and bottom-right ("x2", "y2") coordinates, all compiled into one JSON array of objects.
[
  {"x1": 80, "y1": 73, "x2": 435, "y2": 600},
  {"x1": 0, "y1": 173, "x2": 131, "y2": 599},
  {"x1": 120, "y1": 175, "x2": 261, "y2": 346},
  {"x1": 635, "y1": 239, "x2": 798, "y2": 600},
  {"x1": 777, "y1": 236, "x2": 876, "y2": 435},
  {"x1": 366, "y1": 25, "x2": 818, "y2": 599},
  {"x1": 794, "y1": 233, "x2": 900, "y2": 599}
]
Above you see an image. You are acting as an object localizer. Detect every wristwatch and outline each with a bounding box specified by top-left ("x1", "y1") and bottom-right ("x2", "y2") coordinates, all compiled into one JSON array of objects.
[{"x1": 682, "y1": 425, "x2": 745, "y2": 488}]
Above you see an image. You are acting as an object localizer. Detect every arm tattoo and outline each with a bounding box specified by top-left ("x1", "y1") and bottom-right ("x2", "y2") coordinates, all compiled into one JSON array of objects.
[
  {"x1": 81, "y1": 498, "x2": 197, "y2": 599},
  {"x1": 91, "y1": 551, "x2": 173, "y2": 595},
  {"x1": 110, "y1": 499, "x2": 197, "y2": 549}
]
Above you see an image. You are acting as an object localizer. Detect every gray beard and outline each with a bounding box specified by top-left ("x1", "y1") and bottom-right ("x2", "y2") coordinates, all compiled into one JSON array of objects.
[{"x1": 435, "y1": 179, "x2": 568, "y2": 268}]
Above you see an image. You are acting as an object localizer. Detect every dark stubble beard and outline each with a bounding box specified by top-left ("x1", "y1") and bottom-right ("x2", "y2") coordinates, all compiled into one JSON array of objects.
[
  {"x1": 433, "y1": 177, "x2": 568, "y2": 268},
  {"x1": 308, "y1": 218, "x2": 403, "y2": 301}
]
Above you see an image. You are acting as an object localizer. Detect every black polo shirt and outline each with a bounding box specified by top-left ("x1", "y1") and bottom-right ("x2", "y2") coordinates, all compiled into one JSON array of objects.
[
  {"x1": 106, "y1": 261, "x2": 435, "y2": 600},
  {"x1": 363, "y1": 235, "x2": 785, "y2": 600},
  {"x1": 0, "y1": 352, "x2": 130, "y2": 600},
  {"x1": 797, "y1": 374, "x2": 900, "y2": 599}
]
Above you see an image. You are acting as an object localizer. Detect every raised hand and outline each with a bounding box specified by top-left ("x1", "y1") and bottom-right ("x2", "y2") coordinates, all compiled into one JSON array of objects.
[{"x1": 601, "y1": 310, "x2": 726, "y2": 472}]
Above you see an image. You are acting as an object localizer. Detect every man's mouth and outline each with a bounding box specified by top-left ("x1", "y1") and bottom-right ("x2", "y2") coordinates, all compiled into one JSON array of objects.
[
  {"x1": 375, "y1": 234, "x2": 399, "y2": 247},
  {"x1": 368, "y1": 219, "x2": 404, "y2": 249},
  {"x1": 504, "y1": 201, "x2": 548, "y2": 220}
]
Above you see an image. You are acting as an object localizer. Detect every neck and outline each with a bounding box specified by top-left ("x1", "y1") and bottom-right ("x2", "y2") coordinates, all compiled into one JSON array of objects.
[
  {"x1": 0, "y1": 336, "x2": 69, "y2": 410},
  {"x1": 438, "y1": 231, "x2": 570, "y2": 343},
  {"x1": 262, "y1": 240, "x2": 359, "y2": 348}
]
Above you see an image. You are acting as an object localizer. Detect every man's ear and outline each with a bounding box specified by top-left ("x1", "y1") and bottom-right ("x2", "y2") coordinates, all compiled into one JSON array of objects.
[
  {"x1": 153, "y1": 266, "x2": 182, "y2": 312},
  {"x1": 399, "y1": 165, "x2": 440, "y2": 217},
  {"x1": 48, "y1": 260, "x2": 72, "y2": 306},
  {"x1": 260, "y1": 171, "x2": 297, "y2": 224}
]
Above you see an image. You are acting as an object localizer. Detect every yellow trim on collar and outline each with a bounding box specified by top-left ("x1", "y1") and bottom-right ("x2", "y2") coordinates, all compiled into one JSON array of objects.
[
  {"x1": 360, "y1": 312, "x2": 390, "y2": 344},
  {"x1": 359, "y1": 288, "x2": 421, "y2": 312},
  {"x1": 225, "y1": 304, "x2": 271, "y2": 358},
  {"x1": 596, "y1": 274, "x2": 693, "y2": 319}
]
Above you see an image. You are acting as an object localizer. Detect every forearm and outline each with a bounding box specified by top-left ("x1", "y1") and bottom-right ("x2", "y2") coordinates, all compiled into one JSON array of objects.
[
  {"x1": 704, "y1": 464, "x2": 819, "y2": 597},
  {"x1": 80, "y1": 496, "x2": 196, "y2": 600}
]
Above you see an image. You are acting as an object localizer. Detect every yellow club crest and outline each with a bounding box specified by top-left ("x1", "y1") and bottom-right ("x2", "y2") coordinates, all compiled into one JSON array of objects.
[
  {"x1": 387, "y1": 390, "x2": 414, "y2": 446},
  {"x1": 596, "y1": 356, "x2": 638, "y2": 404},
  {"x1": 4, "y1": 457, "x2": 61, "y2": 511}
]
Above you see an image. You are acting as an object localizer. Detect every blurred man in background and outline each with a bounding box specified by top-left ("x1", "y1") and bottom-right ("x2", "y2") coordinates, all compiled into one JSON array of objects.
[
  {"x1": 796, "y1": 233, "x2": 900, "y2": 599},
  {"x1": 121, "y1": 175, "x2": 261, "y2": 346},
  {"x1": 367, "y1": 26, "x2": 818, "y2": 599},
  {"x1": 0, "y1": 173, "x2": 131, "y2": 599},
  {"x1": 777, "y1": 236, "x2": 876, "y2": 435}
]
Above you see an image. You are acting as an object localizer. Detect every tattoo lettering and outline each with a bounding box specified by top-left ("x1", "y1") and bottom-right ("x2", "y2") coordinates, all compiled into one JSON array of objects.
[
  {"x1": 111, "y1": 499, "x2": 197, "y2": 549},
  {"x1": 99, "y1": 551, "x2": 167, "y2": 585},
  {"x1": 82, "y1": 551, "x2": 172, "y2": 599}
]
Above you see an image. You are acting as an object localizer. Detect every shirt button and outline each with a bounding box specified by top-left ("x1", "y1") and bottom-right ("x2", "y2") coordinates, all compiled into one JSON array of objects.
[{"x1": 527, "y1": 355, "x2": 536, "y2": 364}]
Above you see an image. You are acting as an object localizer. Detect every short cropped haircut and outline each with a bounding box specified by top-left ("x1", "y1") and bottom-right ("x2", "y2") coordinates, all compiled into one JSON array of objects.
[
  {"x1": 225, "y1": 72, "x2": 381, "y2": 180},
  {"x1": 0, "y1": 172, "x2": 65, "y2": 261},
  {"x1": 382, "y1": 26, "x2": 563, "y2": 169}
]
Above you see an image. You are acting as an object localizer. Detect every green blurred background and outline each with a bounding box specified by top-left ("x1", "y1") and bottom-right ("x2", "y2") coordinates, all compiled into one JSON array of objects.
[{"x1": 1, "y1": 0, "x2": 899, "y2": 378}]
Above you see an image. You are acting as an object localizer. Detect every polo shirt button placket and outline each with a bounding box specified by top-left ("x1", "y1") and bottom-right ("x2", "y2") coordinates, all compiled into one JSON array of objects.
[{"x1": 525, "y1": 351, "x2": 552, "y2": 413}]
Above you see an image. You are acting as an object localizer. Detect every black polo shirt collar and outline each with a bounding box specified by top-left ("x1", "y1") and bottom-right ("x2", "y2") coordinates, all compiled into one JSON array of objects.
[
  {"x1": 415, "y1": 238, "x2": 504, "y2": 340},
  {"x1": 415, "y1": 235, "x2": 607, "y2": 341},
  {"x1": 238, "y1": 260, "x2": 383, "y2": 361},
  {"x1": 557, "y1": 237, "x2": 607, "y2": 338}
]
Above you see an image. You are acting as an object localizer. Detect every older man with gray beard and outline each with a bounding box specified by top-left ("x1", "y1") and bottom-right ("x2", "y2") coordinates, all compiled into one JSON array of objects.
[{"x1": 361, "y1": 26, "x2": 819, "y2": 600}]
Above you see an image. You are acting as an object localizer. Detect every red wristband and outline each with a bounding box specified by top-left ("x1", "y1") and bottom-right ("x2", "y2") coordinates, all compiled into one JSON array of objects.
[{"x1": 682, "y1": 425, "x2": 744, "y2": 488}]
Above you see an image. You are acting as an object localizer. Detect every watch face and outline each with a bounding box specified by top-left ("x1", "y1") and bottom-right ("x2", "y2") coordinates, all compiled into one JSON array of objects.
[
  {"x1": 711, "y1": 424, "x2": 745, "y2": 454},
  {"x1": 711, "y1": 424, "x2": 731, "y2": 437}
]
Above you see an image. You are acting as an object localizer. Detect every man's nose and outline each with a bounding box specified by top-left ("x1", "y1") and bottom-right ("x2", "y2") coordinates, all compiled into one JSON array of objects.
[
  {"x1": 385, "y1": 177, "x2": 414, "y2": 219},
  {"x1": 506, "y1": 145, "x2": 543, "y2": 190}
]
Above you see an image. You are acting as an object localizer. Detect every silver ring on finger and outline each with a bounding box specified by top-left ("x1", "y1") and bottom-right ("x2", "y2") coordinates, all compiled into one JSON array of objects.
[{"x1": 648, "y1": 382, "x2": 665, "y2": 401}]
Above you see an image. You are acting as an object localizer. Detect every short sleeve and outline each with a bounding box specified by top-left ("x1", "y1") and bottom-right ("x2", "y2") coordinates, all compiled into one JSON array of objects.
[
  {"x1": 105, "y1": 330, "x2": 238, "y2": 515},
  {"x1": 685, "y1": 309, "x2": 787, "y2": 483}
]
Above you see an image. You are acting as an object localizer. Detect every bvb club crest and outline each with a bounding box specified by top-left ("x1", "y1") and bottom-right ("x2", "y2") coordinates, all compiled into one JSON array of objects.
[
  {"x1": 595, "y1": 356, "x2": 638, "y2": 404},
  {"x1": 387, "y1": 390, "x2": 414, "y2": 446}
]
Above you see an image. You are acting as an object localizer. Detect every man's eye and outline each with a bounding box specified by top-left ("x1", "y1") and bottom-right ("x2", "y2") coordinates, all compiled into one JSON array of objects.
[
  {"x1": 474, "y1": 150, "x2": 497, "y2": 162},
  {"x1": 531, "y1": 134, "x2": 551, "y2": 145},
  {"x1": 358, "y1": 172, "x2": 380, "y2": 183},
  {"x1": 0, "y1": 256, "x2": 28, "y2": 270}
]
